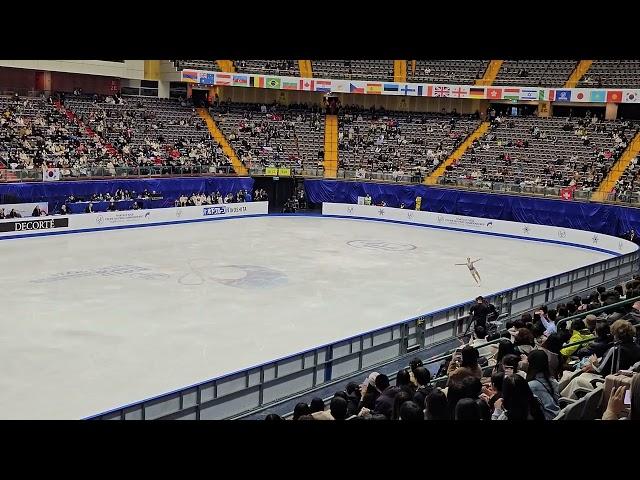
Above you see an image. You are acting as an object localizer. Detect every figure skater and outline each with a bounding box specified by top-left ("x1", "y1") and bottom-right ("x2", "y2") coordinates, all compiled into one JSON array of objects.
[{"x1": 455, "y1": 257, "x2": 482, "y2": 285}]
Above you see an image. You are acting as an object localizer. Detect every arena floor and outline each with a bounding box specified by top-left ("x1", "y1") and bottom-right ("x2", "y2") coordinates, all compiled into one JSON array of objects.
[{"x1": 0, "y1": 215, "x2": 611, "y2": 419}]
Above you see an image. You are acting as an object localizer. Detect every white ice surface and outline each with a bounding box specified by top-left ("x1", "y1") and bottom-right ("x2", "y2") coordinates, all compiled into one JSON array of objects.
[{"x1": 0, "y1": 216, "x2": 610, "y2": 418}]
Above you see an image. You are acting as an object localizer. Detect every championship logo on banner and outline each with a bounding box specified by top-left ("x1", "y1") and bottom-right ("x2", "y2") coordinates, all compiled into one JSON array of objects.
[{"x1": 415, "y1": 196, "x2": 422, "y2": 210}]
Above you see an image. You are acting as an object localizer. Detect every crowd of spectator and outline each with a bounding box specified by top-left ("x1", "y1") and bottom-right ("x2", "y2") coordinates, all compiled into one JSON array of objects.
[{"x1": 265, "y1": 282, "x2": 640, "y2": 421}]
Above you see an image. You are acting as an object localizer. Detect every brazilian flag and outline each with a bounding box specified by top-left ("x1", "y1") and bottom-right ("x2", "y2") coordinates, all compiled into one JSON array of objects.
[{"x1": 266, "y1": 77, "x2": 281, "y2": 89}]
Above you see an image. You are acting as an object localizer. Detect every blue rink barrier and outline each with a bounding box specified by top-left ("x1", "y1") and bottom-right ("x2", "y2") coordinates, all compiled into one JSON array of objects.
[
  {"x1": 304, "y1": 179, "x2": 640, "y2": 238},
  {"x1": 0, "y1": 176, "x2": 254, "y2": 213}
]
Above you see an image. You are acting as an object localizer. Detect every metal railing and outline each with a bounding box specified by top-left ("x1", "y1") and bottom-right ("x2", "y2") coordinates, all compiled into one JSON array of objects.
[{"x1": 0, "y1": 165, "x2": 237, "y2": 182}]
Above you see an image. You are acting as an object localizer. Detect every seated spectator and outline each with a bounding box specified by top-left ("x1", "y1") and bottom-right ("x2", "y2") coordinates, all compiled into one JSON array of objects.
[
  {"x1": 575, "y1": 322, "x2": 614, "y2": 359},
  {"x1": 32, "y1": 205, "x2": 43, "y2": 217},
  {"x1": 264, "y1": 414, "x2": 284, "y2": 421},
  {"x1": 526, "y1": 350, "x2": 560, "y2": 420},
  {"x1": 468, "y1": 325, "x2": 493, "y2": 359},
  {"x1": 292, "y1": 402, "x2": 311, "y2": 420},
  {"x1": 344, "y1": 382, "x2": 361, "y2": 417},
  {"x1": 395, "y1": 368, "x2": 414, "y2": 391},
  {"x1": 560, "y1": 319, "x2": 595, "y2": 357},
  {"x1": 561, "y1": 320, "x2": 640, "y2": 398},
  {"x1": 309, "y1": 397, "x2": 325, "y2": 414},
  {"x1": 455, "y1": 398, "x2": 483, "y2": 421},
  {"x1": 412, "y1": 366, "x2": 433, "y2": 408},
  {"x1": 425, "y1": 388, "x2": 448, "y2": 420},
  {"x1": 408, "y1": 357, "x2": 423, "y2": 387},
  {"x1": 391, "y1": 390, "x2": 414, "y2": 420},
  {"x1": 312, "y1": 393, "x2": 348, "y2": 420},
  {"x1": 358, "y1": 372, "x2": 380, "y2": 411},
  {"x1": 399, "y1": 401, "x2": 424, "y2": 421},
  {"x1": 492, "y1": 374, "x2": 545, "y2": 420},
  {"x1": 373, "y1": 374, "x2": 399, "y2": 419},
  {"x1": 447, "y1": 345, "x2": 482, "y2": 385},
  {"x1": 536, "y1": 333, "x2": 564, "y2": 379},
  {"x1": 514, "y1": 328, "x2": 535, "y2": 356},
  {"x1": 481, "y1": 371, "x2": 505, "y2": 412},
  {"x1": 492, "y1": 341, "x2": 517, "y2": 373}
]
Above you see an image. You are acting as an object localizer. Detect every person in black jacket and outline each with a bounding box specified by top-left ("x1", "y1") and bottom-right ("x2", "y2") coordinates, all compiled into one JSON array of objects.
[
  {"x1": 413, "y1": 366, "x2": 434, "y2": 408},
  {"x1": 344, "y1": 382, "x2": 361, "y2": 417},
  {"x1": 575, "y1": 322, "x2": 613, "y2": 359},
  {"x1": 470, "y1": 296, "x2": 489, "y2": 329},
  {"x1": 373, "y1": 374, "x2": 400, "y2": 419},
  {"x1": 584, "y1": 320, "x2": 640, "y2": 376}
]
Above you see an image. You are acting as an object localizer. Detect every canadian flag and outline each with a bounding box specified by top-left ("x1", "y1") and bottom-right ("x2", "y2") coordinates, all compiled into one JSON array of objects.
[{"x1": 299, "y1": 79, "x2": 315, "y2": 91}]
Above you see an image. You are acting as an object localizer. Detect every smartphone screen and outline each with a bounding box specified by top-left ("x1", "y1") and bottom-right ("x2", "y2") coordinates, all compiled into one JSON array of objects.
[{"x1": 624, "y1": 389, "x2": 631, "y2": 406}]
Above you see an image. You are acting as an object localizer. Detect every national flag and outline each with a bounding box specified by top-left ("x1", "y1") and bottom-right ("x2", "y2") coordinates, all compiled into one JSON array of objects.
[
  {"x1": 519, "y1": 88, "x2": 537, "y2": 100},
  {"x1": 433, "y1": 86, "x2": 450, "y2": 97},
  {"x1": 555, "y1": 90, "x2": 572, "y2": 102},
  {"x1": 547, "y1": 90, "x2": 555, "y2": 101},
  {"x1": 299, "y1": 79, "x2": 314, "y2": 91},
  {"x1": 417, "y1": 85, "x2": 424, "y2": 96},
  {"x1": 501, "y1": 88, "x2": 520, "y2": 101},
  {"x1": 400, "y1": 84, "x2": 416, "y2": 95},
  {"x1": 451, "y1": 86, "x2": 468, "y2": 98},
  {"x1": 589, "y1": 90, "x2": 606, "y2": 102},
  {"x1": 282, "y1": 80, "x2": 298, "y2": 90},
  {"x1": 331, "y1": 80, "x2": 348, "y2": 93},
  {"x1": 560, "y1": 187, "x2": 574, "y2": 200},
  {"x1": 624, "y1": 91, "x2": 639, "y2": 103},
  {"x1": 574, "y1": 91, "x2": 586, "y2": 101},
  {"x1": 315, "y1": 80, "x2": 332, "y2": 92},
  {"x1": 350, "y1": 83, "x2": 364, "y2": 94},
  {"x1": 182, "y1": 70, "x2": 198, "y2": 83},
  {"x1": 215, "y1": 73, "x2": 232, "y2": 86},
  {"x1": 266, "y1": 77, "x2": 281, "y2": 89},
  {"x1": 232, "y1": 74, "x2": 249, "y2": 86},
  {"x1": 468, "y1": 87, "x2": 485, "y2": 99},
  {"x1": 426, "y1": 85, "x2": 433, "y2": 97},
  {"x1": 250, "y1": 76, "x2": 265, "y2": 88},
  {"x1": 486, "y1": 87, "x2": 502, "y2": 100},
  {"x1": 383, "y1": 83, "x2": 399, "y2": 92},
  {"x1": 43, "y1": 167, "x2": 60, "y2": 181},
  {"x1": 607, "y1": 90, "x2": 623, "y2": 103},
  {"x1": 199, "y1": 73, "x2": 215, "y2": 85},
  {"x1": 366, "y1": 83, "x2": 382, "y2": 94}
]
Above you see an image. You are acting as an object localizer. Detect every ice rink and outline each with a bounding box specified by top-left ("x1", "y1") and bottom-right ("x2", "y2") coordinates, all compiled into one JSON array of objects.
[{"x1": 0, "y1": 215, "x2": 611, "y2": 419}]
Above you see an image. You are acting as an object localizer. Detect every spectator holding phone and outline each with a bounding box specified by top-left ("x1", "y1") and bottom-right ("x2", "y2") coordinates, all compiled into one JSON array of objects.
[
  {"x1": 447, "y1": 345, "x2": 482, "y2": 386},
  {"x1": 602, "y1": 374, "x2": 639, "y2": 420}
]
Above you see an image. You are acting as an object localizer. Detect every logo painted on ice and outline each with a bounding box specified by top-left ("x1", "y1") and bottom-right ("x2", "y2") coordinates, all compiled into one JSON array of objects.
[
  {"x1": 407, "y1": 211, "x2": 414, "y2": 219},
  {"x1": 592, "y1": 234, "x2": 599, "y2": 244},
  {"x1": 96, "y1": 215, "x2": 104, "y2": 225},
  {"x1": 486, "y1": 221, "x2": 493, "y2": 228},
  {"x1": 347, "y1": 240, "x2": 417, "y2": 252},
  {"x1": 557, "y1": 229, "x2": 566, "y2": 238},
  {"x1": 378, "y1": 208, "x2": 385, "y2": 216},
  {"x1": 437, "y1": 215, "x2": 445, "y2": 223},
  {"x1": 522, "y1": 225, "x2": 530, "y2": 234},
  {"x1": 347, "y1": 206, "x2": 354, "y2": 213},
  {"x1": 176, "y1": 209, "x2": 183, "y2": 218},
  {"x1": 178, "y1": 261, "x2": 287, "y2": 289}
]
